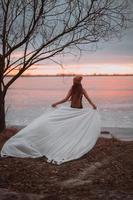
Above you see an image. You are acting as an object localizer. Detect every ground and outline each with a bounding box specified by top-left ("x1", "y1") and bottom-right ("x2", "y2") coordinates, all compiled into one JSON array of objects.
[{"x1": 0, "y1": 128, "x2": 133, "y2": 200}]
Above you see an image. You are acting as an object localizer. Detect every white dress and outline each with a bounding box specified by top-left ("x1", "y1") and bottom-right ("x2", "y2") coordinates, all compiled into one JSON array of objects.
[{"x1": 1, "y1": 106, "x2": 101, "y2": 164}]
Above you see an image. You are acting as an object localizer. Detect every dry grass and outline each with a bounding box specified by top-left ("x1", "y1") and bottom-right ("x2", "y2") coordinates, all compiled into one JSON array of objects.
[{"x1": 0, "y1": 128, "x2": 133, "y2": 199}]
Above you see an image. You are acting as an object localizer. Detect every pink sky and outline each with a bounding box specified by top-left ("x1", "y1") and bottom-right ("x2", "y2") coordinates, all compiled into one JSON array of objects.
[{"x1": 10, "y1": 28, "x2": 133, "y2": 75}]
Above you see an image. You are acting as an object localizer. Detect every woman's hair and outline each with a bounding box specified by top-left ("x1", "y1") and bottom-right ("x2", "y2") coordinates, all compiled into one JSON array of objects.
[
  {"x1": 71, "y1": 76, "x2": 83, "y2": 98},
  {"x1": 73, "y1": 75, "x2": 83, "y2": 84}
]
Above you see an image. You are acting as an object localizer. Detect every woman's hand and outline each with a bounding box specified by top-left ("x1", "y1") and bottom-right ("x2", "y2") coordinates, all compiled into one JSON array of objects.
[{"x1": 52, "y1": 103, "x2": 57, "y2": 108}]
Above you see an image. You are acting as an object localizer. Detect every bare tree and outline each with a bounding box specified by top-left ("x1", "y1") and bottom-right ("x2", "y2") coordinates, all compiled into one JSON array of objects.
[{"x1": 0, "y1": 0, "x2": 131, "y2": 132}]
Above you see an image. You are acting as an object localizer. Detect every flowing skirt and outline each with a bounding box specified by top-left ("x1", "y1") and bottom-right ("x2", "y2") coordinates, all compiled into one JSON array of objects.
[{"x1": 1, "y1": 106, "x2": 101, "y2": 164}]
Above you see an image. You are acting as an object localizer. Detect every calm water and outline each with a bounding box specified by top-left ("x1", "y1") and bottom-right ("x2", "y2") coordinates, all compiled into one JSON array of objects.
[{"x1": 5, "y1": 76, "x2": 133, "y2": 128}]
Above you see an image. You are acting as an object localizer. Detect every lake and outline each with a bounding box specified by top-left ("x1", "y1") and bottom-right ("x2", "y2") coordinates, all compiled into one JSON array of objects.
[{"x1": 5, "y1": 76, "x2": 133, "y2": 129}]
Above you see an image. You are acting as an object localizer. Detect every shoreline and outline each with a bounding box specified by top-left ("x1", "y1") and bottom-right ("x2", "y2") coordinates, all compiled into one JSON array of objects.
[{"x1": 0, "y1": 127, "x2": 133, "y2": 199}]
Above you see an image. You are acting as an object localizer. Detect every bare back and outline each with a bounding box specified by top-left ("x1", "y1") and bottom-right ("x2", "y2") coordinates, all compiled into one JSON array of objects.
[
  {"x1": 71, "y1": 93, "x2": 83, "y2": 108},
  {"x1": 70, "y1": 83, "x2": 83, "y2": 109}
]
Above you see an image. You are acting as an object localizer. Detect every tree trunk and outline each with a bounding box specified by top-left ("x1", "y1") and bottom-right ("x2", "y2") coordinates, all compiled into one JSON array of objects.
[
  {"x1": 0, "y1": 88, "x2": 6, "y2": 133},
  {"x1": 0, "y1": 55, "x2": 6, "y2": 132}
]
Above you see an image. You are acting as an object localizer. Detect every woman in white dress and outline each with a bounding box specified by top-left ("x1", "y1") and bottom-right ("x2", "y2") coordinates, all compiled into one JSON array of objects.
[{"x1": 1, "y1": 76, "x2": 101, "y2": 164}]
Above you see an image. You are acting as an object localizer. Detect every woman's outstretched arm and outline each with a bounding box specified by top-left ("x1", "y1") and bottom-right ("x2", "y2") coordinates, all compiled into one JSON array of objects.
[
  {"x1": 83, "y1": 88, "x2": 97, "y2": 109},
  {"x1": 52, "y1": 88, "x2": 72, "y2": 107}
]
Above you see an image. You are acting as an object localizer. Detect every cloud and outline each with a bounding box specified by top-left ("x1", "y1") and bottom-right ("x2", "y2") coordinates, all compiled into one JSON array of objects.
[{"x1": 9, "y1": 24, "x2": 133, "y2": 75}]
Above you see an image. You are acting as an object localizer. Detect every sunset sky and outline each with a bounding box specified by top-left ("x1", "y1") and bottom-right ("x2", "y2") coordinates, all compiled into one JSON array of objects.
[
  {"x1": 24, "y1": 26, "x2": 133, "y2": 75},
  {"x1": 11, "y1": 26, "x2": 133, "y2": 76}
]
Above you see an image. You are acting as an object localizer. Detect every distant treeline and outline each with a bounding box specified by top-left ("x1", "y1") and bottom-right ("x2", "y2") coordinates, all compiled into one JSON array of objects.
[{"x1": 6, "y1": 74, "x2": 133, "y2": 77}]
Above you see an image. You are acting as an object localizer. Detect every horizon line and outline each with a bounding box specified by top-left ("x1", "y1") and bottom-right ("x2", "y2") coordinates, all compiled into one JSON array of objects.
[{"x1": 6, "y1": 73, "x2": 133, "y2": 77}]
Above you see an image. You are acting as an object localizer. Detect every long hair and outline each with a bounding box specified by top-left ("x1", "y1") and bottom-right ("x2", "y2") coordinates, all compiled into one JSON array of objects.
[{"x1": 71, "y1": 82, "x2": 83, "y2": 99}]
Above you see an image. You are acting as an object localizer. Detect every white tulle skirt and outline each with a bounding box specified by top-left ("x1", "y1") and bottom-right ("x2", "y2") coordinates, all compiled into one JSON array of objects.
[{"x1": 1, "y1": 106, "x2": 101, "y2": 164}]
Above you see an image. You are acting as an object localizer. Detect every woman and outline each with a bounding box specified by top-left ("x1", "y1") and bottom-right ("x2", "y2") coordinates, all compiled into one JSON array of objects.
[
  {"x1": 52, "y1": 75, "x2": 97, "y2": 109},
  {"x1": 1, "y1": 76, "x2": 101, "y2": 164}
]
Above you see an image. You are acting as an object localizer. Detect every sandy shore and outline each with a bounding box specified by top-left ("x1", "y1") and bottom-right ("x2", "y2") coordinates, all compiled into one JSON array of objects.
[{"x1": 0, "y1": 127, "x2": 133, "y2": 200}]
